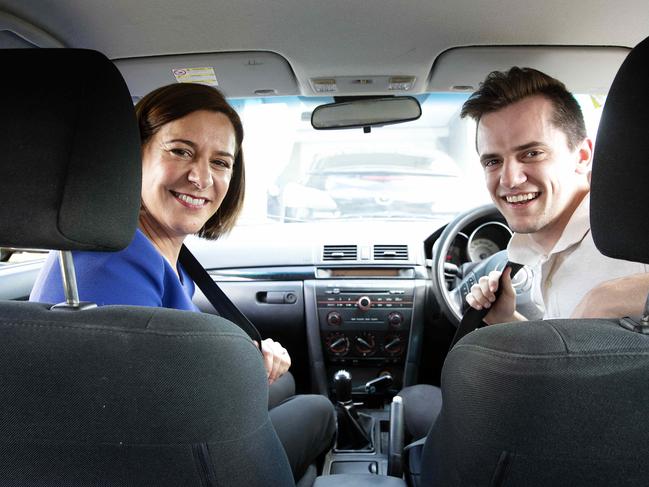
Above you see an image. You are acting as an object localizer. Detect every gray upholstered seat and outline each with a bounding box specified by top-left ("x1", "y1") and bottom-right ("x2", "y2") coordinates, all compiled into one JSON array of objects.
[
  {"x1": 0, "y1": 49, "x2": 294, "y2": 486},
  {"x1": 420, "y1": 35, "x2": 649, "y2": 486}
]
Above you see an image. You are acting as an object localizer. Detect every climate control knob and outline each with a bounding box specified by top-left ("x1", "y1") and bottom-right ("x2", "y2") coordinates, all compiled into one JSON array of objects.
[
  {"x1": 383, "y1": 334, "x2": 404, "y2": 356},
  {"x1": 325, "y1": 332, "x2": 350, "y2": 356},
  {"x1": 354, "y1": 332, "x2": 376, "y2": 356},
  {"x1": 327, "y1": 311, "x2": 343, "y2": 326},
  {"x1": 357, "y1": 295, "x2": 372, "y2": 311}
]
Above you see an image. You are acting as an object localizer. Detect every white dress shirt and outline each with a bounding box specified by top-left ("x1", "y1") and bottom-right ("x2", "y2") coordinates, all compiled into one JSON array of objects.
[{"x1": 507, "y1": 194, "x2": 649, "y2": 319}]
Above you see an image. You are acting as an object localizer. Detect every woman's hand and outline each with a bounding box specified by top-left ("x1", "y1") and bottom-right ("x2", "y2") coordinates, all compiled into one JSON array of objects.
[{"x1": 254, "y1": 338, "x2": 291, "y2": 384}]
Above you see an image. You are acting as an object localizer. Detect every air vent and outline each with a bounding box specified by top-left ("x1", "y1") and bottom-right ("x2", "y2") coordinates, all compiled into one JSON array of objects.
[
  {"x1": 374, "y1": 245, "x2": 408, "y2": 260},
  {"x1": 323, "y1": 245, "x2": 357, "y2": 261}
]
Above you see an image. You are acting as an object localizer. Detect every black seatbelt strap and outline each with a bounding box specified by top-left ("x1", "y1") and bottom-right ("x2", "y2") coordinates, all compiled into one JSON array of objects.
[
  {"x1": 179, "y1": 244, "x2": 263, "y2": 346},
  {"x1": 450, "y1": 262, "x2": 523, "y2": 349}
]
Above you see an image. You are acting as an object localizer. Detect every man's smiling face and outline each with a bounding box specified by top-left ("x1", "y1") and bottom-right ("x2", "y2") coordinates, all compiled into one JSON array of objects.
[{"x1": 477, "y1": 95, "x2": 591, "y2": 249}]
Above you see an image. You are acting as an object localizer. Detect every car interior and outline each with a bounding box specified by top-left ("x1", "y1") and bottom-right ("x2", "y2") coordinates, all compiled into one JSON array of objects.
[{"x1": 0, "y1": 0, "x2": 648, "y2": 485}]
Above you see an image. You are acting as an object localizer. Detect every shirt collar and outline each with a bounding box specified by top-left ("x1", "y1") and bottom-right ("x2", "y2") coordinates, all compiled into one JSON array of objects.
[{"x1": 507, "y1": 193, "x2": 591, "y2": 267}]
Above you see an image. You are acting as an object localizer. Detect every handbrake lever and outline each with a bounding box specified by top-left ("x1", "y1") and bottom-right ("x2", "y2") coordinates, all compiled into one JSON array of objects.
[{"x1": 364, "y1": 373, "x2": 393, "y2": 394}]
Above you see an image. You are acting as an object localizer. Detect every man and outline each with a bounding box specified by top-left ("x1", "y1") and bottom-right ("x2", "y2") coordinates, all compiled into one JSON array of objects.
[
  {"x1": 462, "y1": 67, "x2": 649, "y2": 322},
  {"x1": 400, "y1": 67, "x2": 649, "y2": 444}
]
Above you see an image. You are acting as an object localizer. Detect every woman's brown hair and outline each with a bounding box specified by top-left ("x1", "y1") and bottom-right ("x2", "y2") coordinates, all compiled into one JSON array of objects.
[{"x1": 135, "y1": 83, "x2": 245, "y2": 239}]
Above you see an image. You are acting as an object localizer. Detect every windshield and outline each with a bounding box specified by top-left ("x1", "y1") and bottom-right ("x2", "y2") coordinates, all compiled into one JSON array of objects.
[{"x1": 229, "y1": 93, "x2": 605, "y2": 224}]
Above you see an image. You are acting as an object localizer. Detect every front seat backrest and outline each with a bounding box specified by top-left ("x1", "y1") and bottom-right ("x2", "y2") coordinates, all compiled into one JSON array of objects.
[
  {"x1": 420, "y1": 35, "x2": 649, "y2": 486},
  {"x1": 0, "y1": 49, "x2": 294, "y2": 487}
]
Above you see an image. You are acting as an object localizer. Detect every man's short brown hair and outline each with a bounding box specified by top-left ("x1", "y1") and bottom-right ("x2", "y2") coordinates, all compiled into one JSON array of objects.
[{"x1": 461, "y1": 67, "x2": 587, "y2": 150}]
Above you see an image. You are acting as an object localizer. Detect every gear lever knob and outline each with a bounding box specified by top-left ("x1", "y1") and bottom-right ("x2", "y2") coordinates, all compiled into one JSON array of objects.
[{"x1": 334, "y1": 369, "x2": 352, "y2": 403}]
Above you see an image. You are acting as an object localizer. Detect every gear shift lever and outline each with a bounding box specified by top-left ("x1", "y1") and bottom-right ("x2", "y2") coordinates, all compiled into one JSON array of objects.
[
  {"x1": 334, "y1": 369, "x2": 353, "y2": 403},
  {"x1": 333, "y1": 370, "x2": 373, "y2": 451}
]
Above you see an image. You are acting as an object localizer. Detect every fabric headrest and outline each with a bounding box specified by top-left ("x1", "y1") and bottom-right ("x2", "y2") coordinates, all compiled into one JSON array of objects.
[
  {"x1": 0, "y1": 49, "x2": 141, "y2": 251},
  {"x1": 591, "y1": 36, "x2": 649, "y2": 263}
]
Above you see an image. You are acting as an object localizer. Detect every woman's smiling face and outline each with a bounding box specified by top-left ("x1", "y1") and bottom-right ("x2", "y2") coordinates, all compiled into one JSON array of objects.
[{"x1": 140, "y1": 109, "x2": 237, "y2": 241}]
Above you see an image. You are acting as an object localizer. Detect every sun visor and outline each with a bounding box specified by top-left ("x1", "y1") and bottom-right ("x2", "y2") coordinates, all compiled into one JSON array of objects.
[
  {"x1": 427, "y1": 46, "x2": 630, "y2": 94},
  {"x1": 115, "y1": 51, "x2": 299, "y2": 100}
]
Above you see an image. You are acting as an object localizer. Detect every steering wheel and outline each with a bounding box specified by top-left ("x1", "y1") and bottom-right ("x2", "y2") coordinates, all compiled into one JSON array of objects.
[{"x1": 430, "y1": 204, "x2": 537, "y2": 326}]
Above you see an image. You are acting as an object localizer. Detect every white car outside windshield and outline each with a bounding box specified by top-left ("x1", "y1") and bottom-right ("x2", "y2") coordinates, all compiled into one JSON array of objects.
[{"x1": 228, "y1": 93, "x2": 605, "y2": 225}]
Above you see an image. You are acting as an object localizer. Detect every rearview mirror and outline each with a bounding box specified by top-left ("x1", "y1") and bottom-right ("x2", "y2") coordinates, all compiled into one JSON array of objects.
[{"x1": 311, "y1": 96, "x2": 421, "y2": 130}]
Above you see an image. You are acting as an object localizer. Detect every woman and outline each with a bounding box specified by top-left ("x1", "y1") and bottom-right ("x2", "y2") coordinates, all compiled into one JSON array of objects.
[{"x1": 30, "y1": 83, "x2": 335, "y2": 482}]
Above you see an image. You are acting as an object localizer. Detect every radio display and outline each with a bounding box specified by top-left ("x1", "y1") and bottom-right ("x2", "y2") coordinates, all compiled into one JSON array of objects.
[{"x1": 328, "y1": 268, "x2": 403, "y2": 277}]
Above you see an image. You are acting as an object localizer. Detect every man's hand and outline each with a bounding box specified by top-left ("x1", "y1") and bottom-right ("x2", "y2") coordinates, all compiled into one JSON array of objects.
[
  {"x1": 571, "y1": 272, "x2": 649, "y2": 319},
  {"x1": 465, "y1": 267, "x2": 520, "y2": 325},
  {"x1": 254, "y1": 338, "x2": 291, "y2": 384}
]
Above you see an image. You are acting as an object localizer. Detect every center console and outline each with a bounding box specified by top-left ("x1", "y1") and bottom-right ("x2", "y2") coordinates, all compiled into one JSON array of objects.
[
  {"x1": 320, "y1": 370, "x2": 406, "y2": 482},
  {"x1": 316, "y1": 280, "x2": 415, "y2": 399},
  {"x1": 304, "y1": 266, "x2": 427, "y2": 483}
]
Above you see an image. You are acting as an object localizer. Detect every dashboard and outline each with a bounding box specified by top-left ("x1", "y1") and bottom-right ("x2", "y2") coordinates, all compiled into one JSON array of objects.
[
  {"x1": 187, "y1": 220, "x2": 435, "y2": 399},
  {"x1": 187, "y1": 212, "x2": 512, "y2": 400}
]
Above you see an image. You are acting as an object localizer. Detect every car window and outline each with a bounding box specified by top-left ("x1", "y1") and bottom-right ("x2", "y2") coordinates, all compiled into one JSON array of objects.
[
  {"x1": 230, "y1": 93, "x2": 606, "y2": 225},
  {"x1": 0, "y1": 248, "x2": 48, "y2": 265}
]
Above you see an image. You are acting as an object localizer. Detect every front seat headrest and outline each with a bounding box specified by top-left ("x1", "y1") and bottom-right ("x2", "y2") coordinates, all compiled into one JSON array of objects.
[
  {"x1": 0, "y1": 49, "x2": 141, "y2": 252},
  {"x1": 591, "y1": 35, "x2": 649, "y2": 263}
]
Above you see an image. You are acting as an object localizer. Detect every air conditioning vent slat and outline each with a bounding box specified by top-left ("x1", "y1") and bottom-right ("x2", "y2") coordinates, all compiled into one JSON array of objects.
[
  {"x1": 374, "y1": 244, "x2": 408, "y2": 260},
  {"x1": 323, "y1": 245, "x2": 357, "y2": 260}
]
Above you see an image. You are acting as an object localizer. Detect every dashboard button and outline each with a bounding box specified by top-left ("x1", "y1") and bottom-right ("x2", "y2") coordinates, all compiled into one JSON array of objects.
[
  {"x1": 327, "y1": 311, "x2": 343, "y2": 326},
  {"x1": 357, "y1": 296, "x2": 372, "y2": 311},
  {"x1": 388, "y1": 312, "x2": 403, "y2": 327}
]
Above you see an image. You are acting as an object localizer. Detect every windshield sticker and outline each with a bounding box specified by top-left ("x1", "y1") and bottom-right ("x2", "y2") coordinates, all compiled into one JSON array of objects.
[
  {"x1": 589, "y1": 94, "x2": 605, "y2": 110},
  {"x1": 172, "y1": 67, "x2": 218, "y2": 87}
]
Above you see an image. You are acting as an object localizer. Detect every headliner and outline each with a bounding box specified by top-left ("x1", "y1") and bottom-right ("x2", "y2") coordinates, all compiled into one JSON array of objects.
[{"x1": 0, "y1": 0, "x2": 646, "y2": 96}]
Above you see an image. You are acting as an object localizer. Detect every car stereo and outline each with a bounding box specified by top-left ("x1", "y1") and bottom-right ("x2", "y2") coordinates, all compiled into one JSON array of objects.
[{"x1": 316, "y1": 282, "x2": 414, "y2": 365}]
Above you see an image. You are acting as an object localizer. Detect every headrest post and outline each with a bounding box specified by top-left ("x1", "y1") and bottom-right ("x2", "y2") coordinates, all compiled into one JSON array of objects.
[
  {"x1": 642, "y1": 292, "x2": 649, "y2": 323},
  {"x1": 618, "y1": 292, "x2": 649, "y2": 334},
  {"x1": 57, "y1": 250, "x2": 80, "y2": 307}
]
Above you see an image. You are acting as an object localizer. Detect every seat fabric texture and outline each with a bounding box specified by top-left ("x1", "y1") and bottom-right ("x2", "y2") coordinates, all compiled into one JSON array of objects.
[
  {"x1": 423, "y1": 318, "x2": 649, "y2": 486},
  {"x1": 0, "y1": 302, "x2": 294, "y2": 486}
]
